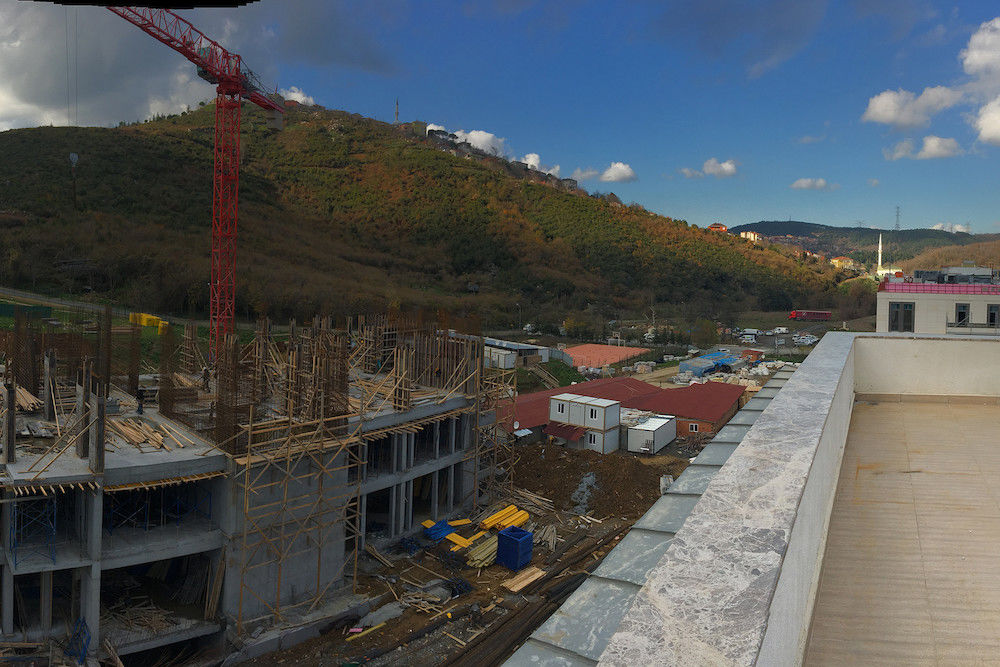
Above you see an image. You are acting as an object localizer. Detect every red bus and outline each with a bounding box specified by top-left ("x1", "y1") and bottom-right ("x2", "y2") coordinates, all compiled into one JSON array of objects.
[{"x1": 788, "y1": 309, "x2": 831, "y2": 321}]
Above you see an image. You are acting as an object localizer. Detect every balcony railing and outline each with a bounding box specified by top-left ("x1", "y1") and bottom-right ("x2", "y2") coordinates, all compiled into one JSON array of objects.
[{"x1": 945, "y1": 320, "x2": 1000, "y2": 335}]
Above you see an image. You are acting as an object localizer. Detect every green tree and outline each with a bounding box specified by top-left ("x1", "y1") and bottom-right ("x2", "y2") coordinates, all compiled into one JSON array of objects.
[{"x1": 692, "y1": 318, "x2": 719, "y2": 347}]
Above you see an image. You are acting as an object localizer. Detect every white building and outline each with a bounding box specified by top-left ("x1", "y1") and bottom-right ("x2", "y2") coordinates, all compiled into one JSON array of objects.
[
  {"x1": 546, "y1": 393, "x2": 621, "y2": 453},
  {"x1": 876, "y1": 267, "x2": 1000, "y2": 335},
  {"x1": 622, "y1": 412, "x2": 676, "y2": 454}
]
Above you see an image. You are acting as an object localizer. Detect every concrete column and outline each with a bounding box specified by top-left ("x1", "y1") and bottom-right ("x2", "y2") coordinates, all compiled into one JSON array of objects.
[
  {"x1": 78, "y1": 564, "x2": 100, "y2": 656},
  {"x1": 75, "y1": 366, "x2": 90, "y2": 460},
  {"x1": 2, "y1": 383, "x2": 14, "y2": 465},
  {"x1": 88, "y1": 395, "x2": 105, "y2": 474},
  {"x1": 397, "y1": 482, "x2": 406, "y2": 535},
  {"x1": 434, "y1": 421, "x2": 440, "y2": 460},
  {"x1": 391, "y1": 435, "x2": 400, "y2": 474},
  {"x1": 407, "y1": 433, "x2": 415, "y2": 469},
  {"x1": 405, "y1": 480, "x2": 414, "y2": 532},
  {"x1": 449, "y1": 417, "x2": 457, "y2": 454},
  {"x1": 431, "y1": 470, "x2": 439, "y2": 521},
  {"x1": 84, "y1": 489, "x2": 102, "y2": 560},
  {"x1": 39, "y1": 570, "x2": 52, "y2": 632},
  {"x1": 1, "y1": 567, "x2": 12, "y2": 635},
  {"x1": 388, "y1": 485, "x2": 397, "y2": 538},
  {"x1": 447, "y1": 464, "x2": 455, "y2": 512},
  {"x1": 43, "y1": 351, "x2": 55, "y2": 422},
  {"x1": 361, "y1": 442, "x2": 368, "y2": 481}
]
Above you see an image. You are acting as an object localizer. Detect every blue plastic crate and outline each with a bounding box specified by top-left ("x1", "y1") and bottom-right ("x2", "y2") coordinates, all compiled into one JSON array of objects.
[{"x1": 497, "y1": 526, "x2": 533, "y2": 571}]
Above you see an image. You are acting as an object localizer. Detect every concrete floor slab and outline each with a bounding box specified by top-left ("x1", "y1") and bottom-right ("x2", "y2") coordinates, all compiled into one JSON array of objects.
[{"x1": 806, "y1": 401, "x2": 1000, "y2": 665}]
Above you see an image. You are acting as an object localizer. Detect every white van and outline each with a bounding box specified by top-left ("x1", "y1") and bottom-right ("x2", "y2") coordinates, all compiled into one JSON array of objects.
[
  {"x1": 773, "y1": 326, "x2": 790, "y2": 335},
  {"x1": 740, "y1": 334, "x2": 757, "y2": 344},
  {"x1": 742, "y1": 329, "x2": 760, "y2": 337}
]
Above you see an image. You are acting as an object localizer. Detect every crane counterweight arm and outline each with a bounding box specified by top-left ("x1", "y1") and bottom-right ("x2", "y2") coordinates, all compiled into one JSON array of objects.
[{"x1": 108, "y1": 6, "x2": 283, "y2": 112}]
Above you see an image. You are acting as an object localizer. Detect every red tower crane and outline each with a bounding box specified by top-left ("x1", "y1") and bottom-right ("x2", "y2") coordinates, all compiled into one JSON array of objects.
[{"x1": 108, "y1": 7, "x2": 284, "y2": 361}]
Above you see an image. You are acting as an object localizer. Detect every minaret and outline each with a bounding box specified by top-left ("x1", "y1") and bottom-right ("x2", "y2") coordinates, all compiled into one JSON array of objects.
[{"x1": 877, "y1": 233, "x2": 883, "y2": 273}]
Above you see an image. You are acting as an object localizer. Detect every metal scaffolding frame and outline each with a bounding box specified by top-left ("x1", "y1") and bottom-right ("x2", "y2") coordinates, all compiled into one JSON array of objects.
[
  {"x1": 228, "y1": 314, "x2": 502, "y2": 631},
  {"x1": 10, "y1": 496, "x2": 58, "y2": 567}
]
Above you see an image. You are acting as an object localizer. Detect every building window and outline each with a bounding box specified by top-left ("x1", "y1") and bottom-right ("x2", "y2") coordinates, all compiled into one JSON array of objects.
[
  {"x1": 990, "y1": 304, "x2": 999, "y2": 327},
  {"x1": 587, "y1": 433, "x2": 597, "y2": 445},
  {"x1": 888, "y1": 302, "x2": 914, "y2": 332},
  {"x1": 557, "y1": 403, "x2": 565, "y2": 414},
  {"x1": 589, "y1": 408, "x2": 597, "y2": 419},
  {"x1": 956, "y1": 303, "x2": 970, "y2": 326},
  {"x1": 689, "y1": 423, "x2": 699, "y2": 433}
]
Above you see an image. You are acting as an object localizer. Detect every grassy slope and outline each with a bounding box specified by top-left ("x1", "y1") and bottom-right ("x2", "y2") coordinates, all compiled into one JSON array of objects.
[
  {"x1": 0, "y1": 105, "x2": 838, "y2": 325},
  {"x1": 901, "y1": 239, "x2": 1000, "y2": 272},
  {"x1": 732, "y1": 220, "x2": 998, "y2": 266}
]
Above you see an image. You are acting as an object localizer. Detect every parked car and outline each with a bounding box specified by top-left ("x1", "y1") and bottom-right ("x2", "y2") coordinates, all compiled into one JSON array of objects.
[{"x1": 765, "y1": 330, "x2": 775, "y2": 336}]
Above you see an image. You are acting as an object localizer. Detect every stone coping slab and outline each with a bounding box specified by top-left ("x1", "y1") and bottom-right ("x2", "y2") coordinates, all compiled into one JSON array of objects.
[{"x1": 598, "y1": 333, "x2": 855, "y2": 666}]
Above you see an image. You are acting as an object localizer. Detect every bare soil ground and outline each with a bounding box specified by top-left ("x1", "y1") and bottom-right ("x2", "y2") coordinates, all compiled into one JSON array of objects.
[{"x1": 511, "y1": 443, "x2": 689, "y2": 519}]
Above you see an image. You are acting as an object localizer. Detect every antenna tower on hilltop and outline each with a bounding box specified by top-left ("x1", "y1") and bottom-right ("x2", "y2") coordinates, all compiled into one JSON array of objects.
[{"x1": 895, "y1": 206, "x2": 901, "y2": 232}]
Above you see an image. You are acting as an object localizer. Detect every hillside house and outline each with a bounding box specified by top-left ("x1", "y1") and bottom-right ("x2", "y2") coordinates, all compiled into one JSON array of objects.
[
  {"x1": 707, "y1": 222, "x2": 729, "y2": 233},
  {"x1": 830, "y1": 255, "x2": 857, "y2": 270}
]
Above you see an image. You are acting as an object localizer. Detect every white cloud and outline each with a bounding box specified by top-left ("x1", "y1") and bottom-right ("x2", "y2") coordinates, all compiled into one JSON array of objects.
[
  {"x1": 862, "y1": 86, "x2": 963, "y2": 129},
  {"x1": 974, "y1": 96, "x2": 1000, "y2": 145},
  {"x1": 520, "y1": 153, "x2": 560, "y2": 176},
  {"x1": 571, "y1": 167, "x2": 600, "y2": 181},
  {"x1": 790, "y1": 177, "x2": 838, "y2": 190},
  {"x1": 884, "y1": 135, "x2": 962, "y2": 160},
  {"x1": 868, "y1": 178, "x2": 880, "y2": 187},
  {"x1": 702, "y1": 157, "x2": 737, "y2": 177},
  {"x1": 915, "y1": 135, "x2": 962, "y2": 159},
  {"x1": 599, "y1": 162, "x2": 637, "y2": 182},
  {"x1": 961, "y1": 18, "x2": 1000, "y2": 79},
  {"x1": 932, "y1": 222, "x2": 970, "y2": 233},
  {"x1": 426, "y1": 123, "x2": 446, "y2": 134},
  {"x1": 678, "y1": 157, "x2": 737, "y2": 179},
  {"x1": 797, "y1": 134, "x2": 825, "y2": 144},
  {"x1": 453, "y1": 129, "x2": 509, "y2": 156},
  {"x1": 278, "y1": 86, "x2": 314, "y2": 105}
]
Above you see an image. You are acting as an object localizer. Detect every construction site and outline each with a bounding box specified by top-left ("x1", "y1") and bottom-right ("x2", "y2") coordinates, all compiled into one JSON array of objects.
[{"x1": 0, "y1": 306, "x2": 539, "y2": 664}]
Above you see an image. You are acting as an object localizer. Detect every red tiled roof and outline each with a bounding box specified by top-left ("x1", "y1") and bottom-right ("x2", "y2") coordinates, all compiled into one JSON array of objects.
[
  {"x1": 505, "y1": 377, "x2": 744, "y2": 430},
  {"x1": 628, "y1": 382, "x2": 745, "y2": 425},
  {"x1": 543, "y1": 423, "x2": 586, "y2": 441}
]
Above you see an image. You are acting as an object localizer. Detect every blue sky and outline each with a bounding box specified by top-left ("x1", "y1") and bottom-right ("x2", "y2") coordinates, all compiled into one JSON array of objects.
[{"x1": 3, "y1": 1, "x2": 1000, "y2": 231}]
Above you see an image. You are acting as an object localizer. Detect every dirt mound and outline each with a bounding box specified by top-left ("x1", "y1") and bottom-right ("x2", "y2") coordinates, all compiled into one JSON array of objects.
[{"x1": 512, "y1": 443, "x2": 689, "y2": 520}]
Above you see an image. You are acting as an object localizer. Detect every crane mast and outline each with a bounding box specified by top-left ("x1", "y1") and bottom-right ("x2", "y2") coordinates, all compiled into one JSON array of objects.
[{"x1": 108, "y1": 6, "x2": 283, "y2": 361}]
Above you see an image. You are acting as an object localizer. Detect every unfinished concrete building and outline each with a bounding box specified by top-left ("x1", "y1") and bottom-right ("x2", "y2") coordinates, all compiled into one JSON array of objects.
[{"x1": 0, "y1": 308, "x2": 513, "y2": 663}]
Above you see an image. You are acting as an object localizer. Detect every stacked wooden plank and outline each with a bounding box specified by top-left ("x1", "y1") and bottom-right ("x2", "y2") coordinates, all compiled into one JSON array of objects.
[
  {"x1": 502, "y1": 566, "x2": 546, "y2": 593},
  {"x1": 466, "y1": 535, "x2": 498, "y2": 568},
  {"x1": 107, "y1": 418, "x2": 182, "y2": 451},
  {"x1": 511, "y1": 488, "x2": 555, "y2": 514},
  {"x1": 14, "y1": 387, "x2": 42, "y2": 412},
  {"x1": 533, "y1": 524, "x2": 558, "y2": 551}
]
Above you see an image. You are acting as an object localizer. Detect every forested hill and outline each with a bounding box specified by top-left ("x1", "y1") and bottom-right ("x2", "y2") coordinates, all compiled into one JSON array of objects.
[
  {"x1": 732, "y1": 220, "x2": 997, "y2": 267},
  {"x1": 0, "y1": 103, "x2": 838, "y2": 325}
]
